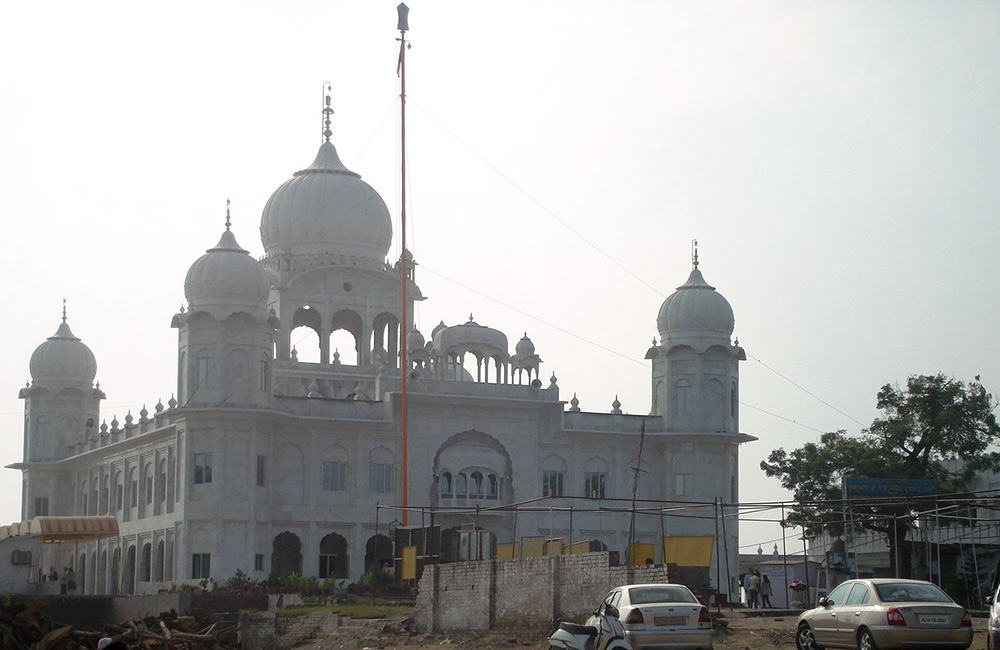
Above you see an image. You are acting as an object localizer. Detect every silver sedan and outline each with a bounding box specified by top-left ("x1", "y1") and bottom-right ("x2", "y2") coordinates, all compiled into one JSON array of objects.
[{"x1": 795, "y1": 578, "x2": 973, "y2": 650}]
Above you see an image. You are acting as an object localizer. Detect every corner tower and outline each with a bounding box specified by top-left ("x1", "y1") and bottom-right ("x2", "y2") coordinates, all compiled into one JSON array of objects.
[
  {"x1": 19, "y1": 307, "x2": 105, "y2": 517},
  {"x1": 646, "y1": 246, "x2": 746, "y2": 432},
  {"x1": 173, "y1": 208, "x2": 278, "y2": 409}
]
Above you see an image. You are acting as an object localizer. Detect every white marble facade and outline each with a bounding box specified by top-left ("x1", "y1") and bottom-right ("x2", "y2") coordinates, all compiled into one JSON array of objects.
[{"x1": 11, "y1": 116, "x2": 755, "y2": 596}]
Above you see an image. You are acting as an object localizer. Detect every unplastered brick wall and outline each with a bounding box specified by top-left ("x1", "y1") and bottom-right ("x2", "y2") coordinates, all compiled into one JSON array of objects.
[
  {"x1": 240, "y1": 611, "x2": 343, "y2": 650},
  {"x1": 416, "y1": 552, "x2": 676, "y2": 633}
]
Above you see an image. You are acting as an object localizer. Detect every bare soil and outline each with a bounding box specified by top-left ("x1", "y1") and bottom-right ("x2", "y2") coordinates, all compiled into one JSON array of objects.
[{"x1": 292, "y1": 610, "x2": 989, "y2": 650}]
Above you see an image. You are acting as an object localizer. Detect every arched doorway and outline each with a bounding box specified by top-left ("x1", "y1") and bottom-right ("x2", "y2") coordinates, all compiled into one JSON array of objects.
[
  {"x1": 77, "y1": 553, "x2": 86, "y2": 595},
  {"x1": 112, "y1": 547, "x2": 121, "y2": 595},
  {"x1": 155, "y1": 540, "x2": 165, "y2": 581},
  {"x1": 365, "y1": 533, "x2": 393, "y2": 574},
  {"x1": 272, "y1": 531, "x2": 302, "y2": 577},
  {"x1": 141, "y1": 543, "x2": 152, "y2": 582},
  {"x1": 124, "y1": 546, "x2": 136, "y2": 595},
  {"x1": 99, "y1": 549, "x2": 108, "y2": 595},
  {"x1": 318, "y1": 532, "x2": 349, "y2": 580}
]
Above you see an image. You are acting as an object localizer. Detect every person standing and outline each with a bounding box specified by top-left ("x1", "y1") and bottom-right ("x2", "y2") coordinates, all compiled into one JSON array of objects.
[
  {"x1": 748, "y1": 570, "x2": 761, "y2": 609},
  {"x1": 65, "y1": 567, "x2": 77, "y2": 595},
  {"x1": 742, "y1": 569, "x2": 753, "y2": 606},
  {"x1": 760, "y1": 574, "x2": 773, "y2": 608}
]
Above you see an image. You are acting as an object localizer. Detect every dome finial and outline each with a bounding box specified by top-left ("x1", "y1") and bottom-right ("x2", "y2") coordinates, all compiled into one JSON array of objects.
[
  {"x1": 62, "y1": 298, "x2": 67, "y2": 323},
  {"x1": 225, "y1": 198, "x2": 232, "y2": 231},
  {"x1": 322, "y1": 82, "x2": 333, "y2": 143},
  {"x1": 692, "y1": 238, "x2": 699, "y2": 269}
]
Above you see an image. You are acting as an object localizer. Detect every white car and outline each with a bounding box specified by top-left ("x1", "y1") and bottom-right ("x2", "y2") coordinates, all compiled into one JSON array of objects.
[{"x1": 588, "y1": 583, "x2": 712, "y2": 650}]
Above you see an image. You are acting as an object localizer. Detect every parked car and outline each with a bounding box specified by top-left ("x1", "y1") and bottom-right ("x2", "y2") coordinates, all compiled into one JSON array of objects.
[
  {"x1": 987, "y1": 576, "x2": 1000, "y2": 650},
  {"x1": 588, "y1": 583, "x2": 712, "y2": 650},
  {"x1": 795, "y1": 578, "x2": 973, "y2": 650}
]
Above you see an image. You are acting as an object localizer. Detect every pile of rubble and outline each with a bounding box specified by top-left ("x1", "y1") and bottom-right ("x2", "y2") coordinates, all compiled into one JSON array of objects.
[{"x1": 0, "y1": 598, "x2": 238, "y2": 650}]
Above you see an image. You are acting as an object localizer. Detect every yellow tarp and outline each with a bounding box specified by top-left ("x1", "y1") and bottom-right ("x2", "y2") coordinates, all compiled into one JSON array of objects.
[
  {"x1": 564, "y1": 541, "x2": 592, "y2": 554},
  {"x1": 520, "y1": 537, "x2": 546, "y2": 557},
  {"x1": 661, "y1": 535, "x2": 714, "y2": 567},
  {"x1": 496, "y1": 543, "x2": 519, "y2": 559},
  {"x1": 544, "y1": 538, "x2": 564, "y2": 556},
  {"x1": 401, "y1": 546, "x2": 417, "y2": 580},
  {"x1": 627, "y1": 542, "x2": 655, "y2": 565}
]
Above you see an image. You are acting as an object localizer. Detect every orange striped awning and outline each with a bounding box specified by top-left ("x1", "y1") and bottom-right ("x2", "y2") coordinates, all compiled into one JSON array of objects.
[{"x1": 26, "y1": 516, "x2": 119, "y2": 542}]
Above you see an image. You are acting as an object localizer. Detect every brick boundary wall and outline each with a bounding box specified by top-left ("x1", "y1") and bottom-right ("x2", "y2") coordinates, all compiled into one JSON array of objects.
[
  {"x1": 239, "y1": 611, "x2": 343, "y2": 650},
  {"x1": 415, "y1": 552, "x2": 674, "y2": 633}
]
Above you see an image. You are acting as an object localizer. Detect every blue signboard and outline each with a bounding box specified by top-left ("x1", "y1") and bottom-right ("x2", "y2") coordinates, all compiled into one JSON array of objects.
[{"x1": 843, "y1": 477, "x2": 938, "y2": 499}]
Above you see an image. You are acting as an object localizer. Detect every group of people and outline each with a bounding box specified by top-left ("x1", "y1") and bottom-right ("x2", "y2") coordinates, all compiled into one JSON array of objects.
[
  {"x1": 41, "y1": 566, "x2": 78, "y2": 594},
  {"x1": 742, "y1": 567, "x2": 773, "y2": 608}
]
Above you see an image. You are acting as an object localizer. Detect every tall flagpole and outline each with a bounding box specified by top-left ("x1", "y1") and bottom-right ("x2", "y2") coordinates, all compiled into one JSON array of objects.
[{"x1": 396, "y1": 2, "x2": 410, "y2": 527}]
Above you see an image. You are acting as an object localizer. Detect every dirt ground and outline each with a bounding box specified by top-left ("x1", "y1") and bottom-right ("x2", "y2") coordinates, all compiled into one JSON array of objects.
[{"x1": 294, "y1": 610, "x2": 990, "y2": 650}]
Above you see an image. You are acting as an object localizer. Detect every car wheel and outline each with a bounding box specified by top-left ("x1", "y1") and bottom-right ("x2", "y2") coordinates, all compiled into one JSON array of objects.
[
  {"x1": 857, "y1": 628, "x2": 878, "y2": 650},
  {"x1": 796, "y1": 623, "x2": 822, "y2": 650}
]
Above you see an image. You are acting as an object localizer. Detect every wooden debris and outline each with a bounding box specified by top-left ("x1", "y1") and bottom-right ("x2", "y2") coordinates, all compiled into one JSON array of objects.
[{"x1": 0, "y1": 599, "x2": 239, "y2": 650}]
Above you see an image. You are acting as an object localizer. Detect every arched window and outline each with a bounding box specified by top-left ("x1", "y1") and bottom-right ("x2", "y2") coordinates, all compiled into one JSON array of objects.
[
  {"x1": 115, "y1": 471, "x2": 124, "y2": 512},
  {"x1": 542, "y1": 455, "x2": 568, "y2": 498},
  {"x1": 157, "y1": 459, "x2": 167, "y2": 505},
  {"x1": 584, "y1": 457, "x2": 609, "y2": 499},
  {"x1": 675, "y1": 379, "x2": 693, "y2": 416},
  {"x1": 129, "y1": 468, "x2": 138, "y2": 509},
  {"x1": 486, "y1": 474, "x2": 499, "y2": 500},
  {"x1": 196, "y1": 354, "x2": 214, "y2": 389},
  {"x1": 456, "y1": 473, "x2": 468, "y2": 499},
  {"x1": 440, "y1": 472, "x2": 453, "y2": 498},
  {"x1": 470, "y1": 471, "x2": 483, "y2": 500},
  {"x1": 144, "y1": 462, "x2": 154, "y2": 506},
  {"x1": 101, "y1": 475, "x2": 110, "y2": 514}
]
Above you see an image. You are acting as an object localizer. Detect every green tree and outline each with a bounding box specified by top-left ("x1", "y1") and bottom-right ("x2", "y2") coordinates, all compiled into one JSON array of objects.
[{"x1": 761, "y1": 374, "x2": 1000, "y2": 579}]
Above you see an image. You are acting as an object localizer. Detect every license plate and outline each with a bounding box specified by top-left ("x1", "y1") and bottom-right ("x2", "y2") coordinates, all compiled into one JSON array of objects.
[
  {"x1": 654, "y1": 616, "x2": 686, "y2": 626},
  {"x1": 919, "y1": 615, "x2": 950, "y2": 625}
]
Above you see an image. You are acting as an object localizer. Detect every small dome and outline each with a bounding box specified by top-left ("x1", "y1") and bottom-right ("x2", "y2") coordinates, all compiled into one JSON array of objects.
[
  {"x1": 657, "y1": 268, "x2": 735, "y2": 341},
  {"x1": 434, "y1": 316, "x2": 509, "y2": 357},
  {"x1": 260, "y1": 142, "x2": 392, "y2": 262},
  {"x1": 407, "y1": 327, "x2": 426, "y2": 352},
  {"x1": 515, "y1": 333, "x2": 535, "y2": 358},
  {"x1": 184, "y1": 229, "x2": 270, "y2": 309},
  {"x1": 29, "y1": 318, "x2": 97, "y2": 386}
]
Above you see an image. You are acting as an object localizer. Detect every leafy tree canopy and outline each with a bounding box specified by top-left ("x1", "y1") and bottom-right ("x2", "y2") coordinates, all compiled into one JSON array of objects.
[{"x1": 761, "y1": 374, "x2": 1000, "y2": 539}]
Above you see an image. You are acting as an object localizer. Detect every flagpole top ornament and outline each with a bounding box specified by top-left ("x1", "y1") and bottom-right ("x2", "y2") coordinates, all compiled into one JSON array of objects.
[
  {"x1": 322, "y1": 82, "x2": 333, "y2": 143},
  {"x1": 397, "y1": 3, "x2": 409, "y2": 32}
]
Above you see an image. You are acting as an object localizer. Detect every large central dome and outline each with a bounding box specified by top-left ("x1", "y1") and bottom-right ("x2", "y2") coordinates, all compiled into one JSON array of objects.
[{"x1": 260, "y1": 141, "x2": 392, "y2": 262}]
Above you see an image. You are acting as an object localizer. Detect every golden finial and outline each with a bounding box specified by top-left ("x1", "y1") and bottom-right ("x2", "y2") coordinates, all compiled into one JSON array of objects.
[
  {"x1": 62, "y1": 298, "x2": 67, "y2": 323},
  {"x1": 322, "y1": 82, "x2": 333, "y2": 143},
  {"x1": 692, "y1": 239, "x2": 699, "y2": 269},
  {"x1": 225, "y1": 198, "x2": 231, "y2": 231}
]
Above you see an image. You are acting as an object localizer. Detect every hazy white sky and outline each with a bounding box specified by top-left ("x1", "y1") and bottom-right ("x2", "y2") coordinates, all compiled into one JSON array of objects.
[{"x1": 1, "y1": 1, "x2": 997, "y2": 554}]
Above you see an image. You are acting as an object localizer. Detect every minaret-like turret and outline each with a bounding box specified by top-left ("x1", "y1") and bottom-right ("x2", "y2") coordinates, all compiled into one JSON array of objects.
[
  {"x1": 19, "y1": 303, "x2": 105, "y2": 517},
  {"x1": 172, "y1": 203, "x2": 278, "y2": 409},
  {"x1": 646, "y1": 242, "x2": 746, "y2": 432}
]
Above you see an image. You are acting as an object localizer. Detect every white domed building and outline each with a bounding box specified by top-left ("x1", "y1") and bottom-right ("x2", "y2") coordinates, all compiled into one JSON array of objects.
[{"x1": 8, "y1": 110, "x2": 754, "y2": 598}]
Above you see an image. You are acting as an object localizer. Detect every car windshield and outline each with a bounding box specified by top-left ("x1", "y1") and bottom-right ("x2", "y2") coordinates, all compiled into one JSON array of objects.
[
  {"x1": 628, "y1": 586, "x2": 698, "y2": 605},
  {"x1": 875, "y1": 583, "x2": 953, "y2": 603}
]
